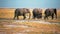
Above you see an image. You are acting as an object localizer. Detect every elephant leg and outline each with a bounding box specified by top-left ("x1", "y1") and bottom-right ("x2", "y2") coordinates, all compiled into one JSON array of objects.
[
  {"x1": 23, "y1": 14, "x2": 26, "y2": 20},
  {"x1": 13, "y1": 14, "x2": 17, "y2": 20},
  {"x1": 54, "y1": 12, "x2": 57, "y2": 19},
  {"x1": 44, "y1": 15, "x2": 47, "y2": 19},
  {"x1": 44, "y1": 15, "x2": 48, "y2": 20},
  {"x1": 55, "y1": 14, "x2": 57, "y2": 19},
  {"x1": 51, "y1": 14, "x2": 54, "y2": 19},
  {"x1": 44, "y1": 16, "x2": 46, "y2": 20},
  {"x1": 54, "y1": 9, "x2": 57, "y2": 19},
  {"x1": 17, "y1": 16, "x2": 19, "y2": 20},
  {"x1": 33, "y1": 15, "x2": 36, "y2": 19},
  {"x1": 33, "y1": 14, "x2": 36, "y2": 19},
  {"x1": 13, "y1": 15, "x2": 15, "y2": 19},
  {"x1": 37, "y1": 14, "x2": 42, "y2": 19},
  {"x1": 47, "y1": 16, "x2": 48, "y2": 19},
  {"x1": 36, "y1": 14, "x2": 39, "y2": 19}
]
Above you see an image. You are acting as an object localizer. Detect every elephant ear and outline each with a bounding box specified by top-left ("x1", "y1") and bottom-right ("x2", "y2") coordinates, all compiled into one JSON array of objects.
[
  {"x1": 35, "y1": 9, "x2": 38, "y2": 13},
  {"x1": 39, "y1": 9, "x2": 42, "y2": 13},
  {"x1": 26, "y1": 9, "x2": 30, "y2": 13},
  {"x1": 20, "y1": 9, "x2": 24, "y2": 14},
  {"x1": 22, "y1": 8, "x2": 27, "y2": 13},
  {"x1": 49, "y1": 9, "x2": 54, "y2": 13}
]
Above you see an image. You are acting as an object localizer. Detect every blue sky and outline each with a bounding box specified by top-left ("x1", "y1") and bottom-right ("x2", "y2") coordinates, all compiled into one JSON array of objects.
[{"x1": 0, "y1": 0, "x2": 60, "y2": 8}]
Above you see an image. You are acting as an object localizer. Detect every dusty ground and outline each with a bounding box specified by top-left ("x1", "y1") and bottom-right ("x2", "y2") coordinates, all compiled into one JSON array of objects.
[
  {"x1": 0, "y1": 8, "x2": 60, "y2": 34},
  {"x1": 0, "y1": 20, "x2": 60, "y2": 34}
]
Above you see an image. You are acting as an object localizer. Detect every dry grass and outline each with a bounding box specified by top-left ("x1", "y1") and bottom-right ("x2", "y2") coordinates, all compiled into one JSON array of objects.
[
  {"x1": 0, "y1": 8, "x2": 60, "y2": 22},
  {"x1": 0, "y1": 8, "x2": 60, "y2": 34},
  {"x1": 0, "y1": 20, "x2": 60, "y2": 34}
]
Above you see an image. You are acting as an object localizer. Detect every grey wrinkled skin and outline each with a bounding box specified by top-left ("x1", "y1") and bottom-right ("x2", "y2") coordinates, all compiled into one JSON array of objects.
[
  {"x1": 13, "y1": 8, "x2": 31, "y2": 20},
  {"x1": 33, "y1": 8, "x2": 42, "y2": 19},
  {"x1": 44, "y1": 8, "x2": 57, "y2": 20}
]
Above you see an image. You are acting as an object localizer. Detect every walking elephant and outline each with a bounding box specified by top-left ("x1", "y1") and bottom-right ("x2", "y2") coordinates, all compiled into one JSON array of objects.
[
  {"x1": 44, "y1": 8, "x2": 57, "y2": 19},
  {"x1": 13, "y1": 8, "x2": 31, "y2": 20},
  {"x1": 33, "y1": 8, "x2": 42, "y2": 19}
]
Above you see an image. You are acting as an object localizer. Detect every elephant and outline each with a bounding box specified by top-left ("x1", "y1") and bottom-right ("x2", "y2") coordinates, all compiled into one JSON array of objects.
[
  {"x1": 44, "y1": 8, "x2": 57, "y2": 19},
  {"x1": 13, "y1": 8, "x2": 31, "y2": 20},
  {"x1": 32, "y1": 8, "x2": 42, "y2": 19}
]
